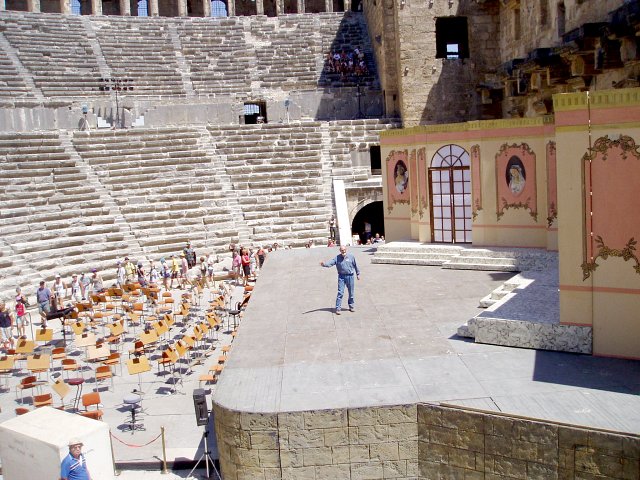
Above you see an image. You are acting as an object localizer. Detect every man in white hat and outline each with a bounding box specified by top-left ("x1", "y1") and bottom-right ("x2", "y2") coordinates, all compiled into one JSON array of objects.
[
  {"x1": 61, "y1": 438, "x2": 91, "y2": 480},
  {"x1": 70, "y1": 274, "x2": 82, "y2": 303}
]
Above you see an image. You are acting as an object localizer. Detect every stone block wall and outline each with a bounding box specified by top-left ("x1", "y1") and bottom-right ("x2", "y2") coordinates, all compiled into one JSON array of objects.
[
  {"x1": 498, "y1": 0, "x2": 624, "y2": 64},
  {"x1": 213, "y1": 402, "x2": 640, "y2": 479},
  {"x1": 364, "y1": 0, "x2": 500, "y2": 127},
  {"x1": 213, "y1": 404, "x2": 418, "y2": 480},
  {"x1": 418, "y1": 403, "x2": 640, "y2": 479}
]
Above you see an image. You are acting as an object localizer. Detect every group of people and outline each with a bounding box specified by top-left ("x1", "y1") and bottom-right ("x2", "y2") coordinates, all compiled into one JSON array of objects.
[
  {"x1": 325, "y1": 48, "x2": 369, "y2": 78},
  {"x1": 230, "y1": 244, "x2": 268, "y2": 287}
]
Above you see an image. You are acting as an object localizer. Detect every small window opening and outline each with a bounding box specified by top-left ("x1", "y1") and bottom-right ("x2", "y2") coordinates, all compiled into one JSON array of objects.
[
  {"x1": 446, "y1": 44, "x2": 459, "y2": 59},
  {"x1": 369, "y1": 145, "x2": 381, "y2": 174},
  {"x1": 71, "y1": 0, "x2": 81, "y2": 14},
  {"x1": 243, "y1": 102, "x2": 267, "y2": 124},
  {"x1": 435, "y1": 17, "x2": 469, "y2": 59}
]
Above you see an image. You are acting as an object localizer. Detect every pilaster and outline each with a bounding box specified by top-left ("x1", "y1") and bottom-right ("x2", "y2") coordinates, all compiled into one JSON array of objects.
[
  {"x1": 91, "y1": 0, "x2": 102, "y2": 14},
  {"x1": 178, "y1": 0, "x2": 187, "y2": 16},
  {"x1": 149, "y1": 0, "x2": 158, "y2": 15},
  {"x1": 28, "y1": 0, "x2": 41, "y2": 12}
]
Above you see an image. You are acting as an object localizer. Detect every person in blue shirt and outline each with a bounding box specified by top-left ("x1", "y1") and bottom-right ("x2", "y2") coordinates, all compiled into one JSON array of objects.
[
  {"x1": 61, "y1": 438, "x2": 91, "y2": 480},
  {"x1": 320, "y1": 246, "x2": 361, "y2": 315}
]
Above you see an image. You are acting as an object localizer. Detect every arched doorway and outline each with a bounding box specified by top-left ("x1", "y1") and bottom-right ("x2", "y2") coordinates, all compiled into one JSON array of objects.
[
  {"x1": 429, "y1": 144, "x2": 472, "y2": 243},
  {"x1": 351, "y1": 201, "x2": 384, "y2": 244},
  {"x1": 211, "y1": 0, "x2": 228, "y2": 16}
]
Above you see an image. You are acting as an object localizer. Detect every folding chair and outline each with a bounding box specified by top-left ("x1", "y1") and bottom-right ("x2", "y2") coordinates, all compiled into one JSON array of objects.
[
  {"x1": 80, "y1": 391, "x2": 103, "y2": 420},
  {"x1": 94, "y1": 365, "x2": 114, "y2": 391},
  {"x1": 33, "y1": 393, "x2": 54, "y2": 408}
]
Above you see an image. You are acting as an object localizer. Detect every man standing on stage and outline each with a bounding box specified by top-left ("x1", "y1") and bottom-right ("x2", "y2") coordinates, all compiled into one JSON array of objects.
[{"x1": 320, "y1": 246, "x2": 360, "y2": 315}]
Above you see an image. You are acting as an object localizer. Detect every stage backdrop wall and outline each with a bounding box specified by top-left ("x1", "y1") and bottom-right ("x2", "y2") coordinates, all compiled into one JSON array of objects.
[
  {"x1": 554, "y1": 88, "x2": 640, "y2": 359},
  {"x1": 381, "y1": 118, "x2": 553, "y2": 249}
]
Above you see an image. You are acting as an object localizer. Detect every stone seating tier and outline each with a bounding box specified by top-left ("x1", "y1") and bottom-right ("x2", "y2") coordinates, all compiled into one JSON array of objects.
[
  {"x1": 0, "y1": 11, "x2": 377, "y2": 100},
  {"x1": 0, "y1": 206, "x2": 112, "y2": 225}
]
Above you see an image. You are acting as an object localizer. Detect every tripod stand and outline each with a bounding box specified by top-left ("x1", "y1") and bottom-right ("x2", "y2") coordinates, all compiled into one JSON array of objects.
[{"x1": 187, "y1": 428, "x2": 221, "y2": 479}]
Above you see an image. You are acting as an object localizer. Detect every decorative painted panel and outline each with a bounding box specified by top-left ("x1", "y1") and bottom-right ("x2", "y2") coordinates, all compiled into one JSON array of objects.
[
  {"x1": 581, "y1": 135, "x2": 640, "y2": 280},
  {"x1": 546, "y1": 141, "x2": 557, "y2": 227},
  {"x1": 385, "y1": 149, "x2": 410, "y2": 213},
  {"x1": 417, "y1": 148, "x2": 428, "y2": 219},
  {"x1": 495, "y1": 143, "x2": 538, "y2": 221},
  {"x1": 409, "y1": 149, "x2": 418, "y2": 215},
  {"x1": 471, "y1": 144, "x2": 482, "y2": 220}
]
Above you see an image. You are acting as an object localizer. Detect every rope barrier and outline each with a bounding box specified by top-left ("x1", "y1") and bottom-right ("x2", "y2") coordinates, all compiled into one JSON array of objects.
[{"x1": 110, "y1": 430, "x2": 162, "y2": 448}]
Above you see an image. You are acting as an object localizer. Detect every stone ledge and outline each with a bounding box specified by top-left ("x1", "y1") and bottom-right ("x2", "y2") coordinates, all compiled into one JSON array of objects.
[{"x1": 464, "y1": 317, "x2": 592, "y2": 354}]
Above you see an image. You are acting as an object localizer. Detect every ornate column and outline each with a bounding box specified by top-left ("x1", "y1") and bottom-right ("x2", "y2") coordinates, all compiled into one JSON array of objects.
[
  {"x1": 256, "y1": 0, "x2": 263, "y2": 14},
  {"x1": 203, "y1": 0, "x2": 211, "y2": 17},
  {"x1": 120, "y1": 0, "x2": 131, "y2": 15},
  {"x1": 149, "y1": 0, "x2": 158, "y2": 15},
  {"x1": 325, "y1": 0, "x2": 331, "y2": 12},
  {"x1": 0, "y1": 0, "x2": 5, "y2": 11},
  {"x1": 178, "y1": 0, "x2": 187, "y2": 15},
  {"x1": 297, "y1": 0, "x2": 303, "y2": 13},
  {"x1": 91, "y1": 0, "x2": 103, "y2": 14},
  {"x1": 227, "y1": 0, "x2": 235, "y2": 16},
  {"x1": 28, "y1": 0, "x2": 41, "y2": 12},
  {"x1": 343, "y1": 0, "x2": 350, "y2": 11},
  {"x1": 61, "y1": 0, "x2": 72, "y2": 13}
]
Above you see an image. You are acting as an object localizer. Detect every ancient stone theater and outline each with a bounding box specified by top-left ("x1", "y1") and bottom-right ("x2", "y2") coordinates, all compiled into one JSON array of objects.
[{"x1": 0, "y1": 0, "x2": 639, "y2": 479}]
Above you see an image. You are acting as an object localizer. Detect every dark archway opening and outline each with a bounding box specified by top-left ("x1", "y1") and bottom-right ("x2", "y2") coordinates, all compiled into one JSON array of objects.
[
  {"x1": 211, "y1": 0, "x2": 228, "y2": 16},
  {"x1": 130, "y1": 0, "x2": 149, "y2": 16},
  {"x1": 41, "y1": 0, "x2": 63, "y2": 13},
  {"x1": 352, "y1": 201, "x2": 384, "y2": 244},
  {"x1": 6, "y1": 0, "x2": 28, "y2": 10}
]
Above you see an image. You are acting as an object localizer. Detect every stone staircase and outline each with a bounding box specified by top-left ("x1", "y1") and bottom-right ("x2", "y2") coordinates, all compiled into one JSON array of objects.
[
  {"x1": 0, "y1": 32, "x2": 41, "y2": 104},
  {"x1": 318, "y1": 12, "x2": 377, "y2": 88},
  {"x1": 373, "y1": 242, "x2": 557, "y2": 271},
  {"x1": 457, "y1": 262, "x2": 593, "y2": 354},
  {"x1": 372, "y1": 242, "x2": 464, "y2": 266},
  {"x1": 0, "y1": 131, "x2": 131, "y2": 299}
]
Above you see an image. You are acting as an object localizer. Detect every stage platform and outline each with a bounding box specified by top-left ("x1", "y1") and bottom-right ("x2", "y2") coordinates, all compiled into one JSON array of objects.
[
  {"x1": 212, "y1": 245, "x2": 640, "y2": 478},
  {"x1": 213, "y1": 246, "x2": 640, "y2": 429}
]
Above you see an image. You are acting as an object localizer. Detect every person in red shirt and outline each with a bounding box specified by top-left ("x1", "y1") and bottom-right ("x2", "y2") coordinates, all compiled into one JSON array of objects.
[{"x1": 241, "y1": 248, "x2": 251, "y2": 286}]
